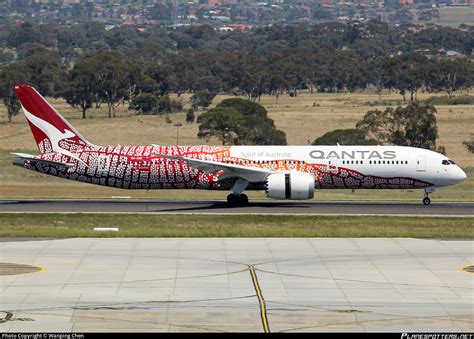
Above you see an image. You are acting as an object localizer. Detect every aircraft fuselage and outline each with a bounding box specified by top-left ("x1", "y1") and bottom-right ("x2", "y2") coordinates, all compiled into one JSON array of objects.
[{"x1": 15, "y1": 144, "x2": 466, "y2": 191}]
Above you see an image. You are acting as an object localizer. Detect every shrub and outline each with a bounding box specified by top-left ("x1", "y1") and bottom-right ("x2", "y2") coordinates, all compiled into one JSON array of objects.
[
  {"x1": 129, "y1": 93, "x2": 157, "y2": 115},
  {"x1": 186, "y1": 108, "x2": 195, "y2": 123}
]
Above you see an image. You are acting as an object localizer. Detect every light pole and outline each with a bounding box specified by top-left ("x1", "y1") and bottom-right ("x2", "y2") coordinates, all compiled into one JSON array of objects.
[{"x1": 174, "y1": 122, "x2": 182, "y2": 145}]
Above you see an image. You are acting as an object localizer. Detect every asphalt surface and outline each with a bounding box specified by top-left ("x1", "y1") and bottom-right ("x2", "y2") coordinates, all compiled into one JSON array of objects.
[
  {"x1": 0, "y1": 199, "x2": 473, "y2": 216},
  {"x1": 0, "y1": 238, "x2": 472, "y2": 332}
]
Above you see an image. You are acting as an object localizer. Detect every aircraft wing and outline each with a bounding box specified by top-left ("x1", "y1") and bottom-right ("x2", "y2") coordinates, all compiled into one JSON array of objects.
[
  {"x1": 153, "y1": 152, "x2": 271, "y2": 182},
  {"x1": 11, "y1": 152, "x2": 74, "y2": 170}
]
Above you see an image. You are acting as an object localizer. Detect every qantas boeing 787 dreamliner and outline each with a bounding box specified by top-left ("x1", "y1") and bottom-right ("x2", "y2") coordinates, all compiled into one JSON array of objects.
[{"x1": 12, "y1": 84, "x2": 467, "y2": 206}]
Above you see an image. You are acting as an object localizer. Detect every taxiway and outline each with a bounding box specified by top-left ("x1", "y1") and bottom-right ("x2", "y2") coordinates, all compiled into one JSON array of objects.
[{"x1": 0, "y1": 238, "x2": 472, "y2": 332}]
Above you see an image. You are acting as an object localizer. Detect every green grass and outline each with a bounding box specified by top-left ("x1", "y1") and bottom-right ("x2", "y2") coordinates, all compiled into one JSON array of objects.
[
  {"x1": 364, "y1": 99, "x2": 404, "y2": 107},
  {"x1": 424, "y1": 95, "x2": 474, "y2": 106},
  {"x1": 364, "y1": 95, "x2": 474, "y2": 107},
  {"x1": 0, "y1": 214, "x2": 472, "y2": 238}
]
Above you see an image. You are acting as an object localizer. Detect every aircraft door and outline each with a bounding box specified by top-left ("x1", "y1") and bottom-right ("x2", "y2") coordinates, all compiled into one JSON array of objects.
[
  {"x1": 416, "y1": 155, "x2": 426, "y2": 172},
  {"x1": 327, "y1": 159, "x2": 339, "y2": 174}
]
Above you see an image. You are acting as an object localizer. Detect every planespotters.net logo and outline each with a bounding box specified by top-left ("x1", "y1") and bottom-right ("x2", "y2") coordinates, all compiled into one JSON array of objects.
[{"x1": 402, "y1": 334, "x2": 474, "y2": 339}]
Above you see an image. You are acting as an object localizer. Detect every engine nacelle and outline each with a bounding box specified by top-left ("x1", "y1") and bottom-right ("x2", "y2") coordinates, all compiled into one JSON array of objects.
[{"x1": 265, "y1": 172, "x2": 315, "y2": 200}]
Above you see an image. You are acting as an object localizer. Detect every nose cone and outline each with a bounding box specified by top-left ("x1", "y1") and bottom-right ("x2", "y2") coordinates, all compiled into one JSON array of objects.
[{"x1": 455, "y1": 167, "x2": 467, "y2": 184}]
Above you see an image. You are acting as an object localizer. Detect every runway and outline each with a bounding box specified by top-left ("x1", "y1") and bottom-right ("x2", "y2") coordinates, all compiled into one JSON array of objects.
[
  {"x1": 0, "y1": 199, "x2": 473, "y2": 216},
  {"x1": 0, "y1": 238, "x2": 472, "y2": 332}
]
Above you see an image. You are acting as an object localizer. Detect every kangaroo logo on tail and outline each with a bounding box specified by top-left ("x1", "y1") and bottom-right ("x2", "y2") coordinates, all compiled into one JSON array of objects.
[
  {"x1": 22, "y1": 107, "x2": 86, "y2": 165},
  {"x1": 13, "y1": 84, "x2": 93, "y2": 166}
]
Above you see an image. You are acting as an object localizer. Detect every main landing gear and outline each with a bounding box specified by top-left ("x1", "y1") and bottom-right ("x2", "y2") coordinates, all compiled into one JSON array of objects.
[
  {"x1": 422, "y1": 187, "x2": 436, "y2": 206},
  {"x1": 227, "y1": 178, "x2": 250, "y2": 207},
  {"x1": 227, "y1": 193, "x2": 249, "y2": 207}
]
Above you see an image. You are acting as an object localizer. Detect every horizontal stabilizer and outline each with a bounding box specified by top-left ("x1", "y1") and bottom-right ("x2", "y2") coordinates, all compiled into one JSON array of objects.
[{"x1": 12, "y1": 152, "x2": 74, "y2": 170}]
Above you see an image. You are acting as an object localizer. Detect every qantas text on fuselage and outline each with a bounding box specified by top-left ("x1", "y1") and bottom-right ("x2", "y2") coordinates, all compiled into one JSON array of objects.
[{"x1": 309, "y1": 150, "x2": 396, "y2": 160}]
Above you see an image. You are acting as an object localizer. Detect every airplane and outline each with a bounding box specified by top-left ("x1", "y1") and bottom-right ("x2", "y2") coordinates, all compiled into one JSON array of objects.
[{"x1": 11, "y1": 83, "x2": 467, "y2": 206}]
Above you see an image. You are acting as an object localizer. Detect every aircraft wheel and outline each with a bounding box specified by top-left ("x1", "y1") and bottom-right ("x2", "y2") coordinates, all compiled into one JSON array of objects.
[
  {"x1": 423, "y1": 197, "x2": 431, "y2": 206},
  {"x1": 238, "y1": 194, "x2": 249, "y2": 206},
  {"x1": 227, "y1": 193, "x2": 238, "y2": 207}
]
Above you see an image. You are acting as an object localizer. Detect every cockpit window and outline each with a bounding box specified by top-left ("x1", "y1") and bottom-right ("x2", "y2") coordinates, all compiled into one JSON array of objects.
[
  {"x1": 442, "y1": 160, "x2": 450, "y2": 165},
  {"x1": 448, "y1": 160, "x2": 456, "y2": 165}
]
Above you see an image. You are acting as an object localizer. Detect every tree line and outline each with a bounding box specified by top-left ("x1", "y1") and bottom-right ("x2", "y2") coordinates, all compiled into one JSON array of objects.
[
  {"x1": 1, "y1": 20, "x2": 473, "y2": 61},
  {"x1": 0, "y1": 20, "x2": 473, "y2": 153},
  {"x1": 1, "y1": 46, "x2": 473, "y2": 122},
  {"x1": 0, "y1": 21, "x2": 473, "y2": 116}
]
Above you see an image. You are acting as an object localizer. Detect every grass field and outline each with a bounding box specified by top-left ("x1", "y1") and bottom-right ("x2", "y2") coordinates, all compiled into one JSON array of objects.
[
  {"x1": 0, "y1": 90, "x2": 473, "y2": 201},
  {"x1": 0, "y1": 213, "x2": 472, "y2": 238}
]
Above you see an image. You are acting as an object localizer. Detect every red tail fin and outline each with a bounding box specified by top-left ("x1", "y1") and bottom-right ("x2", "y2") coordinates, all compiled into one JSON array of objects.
[{"x1": 13, "y1": 84, "x2": 92, "y2": 154}]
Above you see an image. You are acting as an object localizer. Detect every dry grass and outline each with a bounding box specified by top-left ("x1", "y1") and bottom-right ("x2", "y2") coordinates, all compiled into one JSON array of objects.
[
  {"x1": 1, "y1": 91, "x2": 472, "y2": 166},
  {"x1": 259, "y1": 91, "x2": 474, "y2": 167}
]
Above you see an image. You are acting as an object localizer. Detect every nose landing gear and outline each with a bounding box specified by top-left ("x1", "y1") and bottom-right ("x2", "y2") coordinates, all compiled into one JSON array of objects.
[
  {"x1": 422, "y1": 187, "x2": 436, "y2": 206},
  {"x1": 423, "y1": 196, "x2": 431, "y2": 206}
]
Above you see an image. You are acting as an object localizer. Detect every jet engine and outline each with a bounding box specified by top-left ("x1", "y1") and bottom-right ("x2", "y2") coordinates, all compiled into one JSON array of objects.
[{"x1": 265, "y1": 172, "x2": 315, "y2": 200}]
